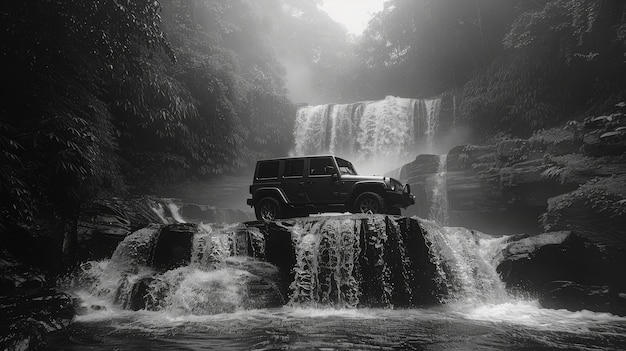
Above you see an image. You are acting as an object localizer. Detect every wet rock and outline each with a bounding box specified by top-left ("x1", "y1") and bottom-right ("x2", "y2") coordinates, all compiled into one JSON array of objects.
[
  {"x1": 74, "y1": 198, "x2": 254, "y2": 265},
  {"x1": 540, "y1": 281, "x2": 626, "y2": 316},
  {"x1": 397, "y1": 154, "x2": 441, "y2": 219},
  {"x1": 226, "y1": 259, "x2": 286, "y2": 309},
  {"x1": 151, "y1": 223, "x2": 196, "y2": 271},
  {"x1": 497, "y1": 231, "x2": 626, "y2": 315},
  {"x1": 543, "y1": 175, "x2": 626, "y2": 248},
  {"x1": 1, "y1": 223, "x2": 63, "y2": 275},
  {"x1": 0, "y1": 249, "x2": 48, "y2": 295},
  {"x1": 0, "y1": 290, "x2": 76, "y2": 351},
  {"x1": 397, "y1": 144, "x2": 552, "y2": 234},
  {"x1": 249, "y1": 215, "x2": 441, "y2": 308},
  {"x1": 396, "y1": 113, "x2": 626, "y2": 238},
  {"x1": 125, "y1": 276, "x2": 155, "y2": 311},
  {"x1": 76, "y1": 197, "x2": 165, "y2": 263},
  {"x1": 179, "y1": 203, "x2": 254, "y2": 223}
]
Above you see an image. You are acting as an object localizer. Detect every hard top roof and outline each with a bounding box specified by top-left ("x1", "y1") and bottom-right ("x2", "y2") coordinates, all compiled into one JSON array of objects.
[{"x1": 256, "y1": 155, "x2": 340, "y2": 162}]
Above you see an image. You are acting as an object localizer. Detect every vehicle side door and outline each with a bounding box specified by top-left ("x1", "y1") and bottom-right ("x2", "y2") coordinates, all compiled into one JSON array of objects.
[
  {"x1": 305, "y1": 156, "x2": 341, "y2": 204},
  {"x1": 281, "y1": 158, "x2": 308, "y2": 204}
]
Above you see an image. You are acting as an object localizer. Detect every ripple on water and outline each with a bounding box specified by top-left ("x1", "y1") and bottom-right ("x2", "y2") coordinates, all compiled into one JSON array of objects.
[{"x1": 49, "y1": 304, "x2": 626, "y2": 351}]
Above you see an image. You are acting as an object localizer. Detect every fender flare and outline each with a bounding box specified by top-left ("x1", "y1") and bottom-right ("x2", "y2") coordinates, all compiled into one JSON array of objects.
[
  {"x1": 346, "y1": 182, "x2": 387, "y2": 204},
  {"x1": 252, "y1": 187, "x2": 289, "y2": 205}
]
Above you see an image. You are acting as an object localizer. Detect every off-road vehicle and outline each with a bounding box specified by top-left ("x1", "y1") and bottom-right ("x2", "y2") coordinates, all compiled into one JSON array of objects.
[{"x1": 247, "y1": 155, "x2": 415, "y2": 220}]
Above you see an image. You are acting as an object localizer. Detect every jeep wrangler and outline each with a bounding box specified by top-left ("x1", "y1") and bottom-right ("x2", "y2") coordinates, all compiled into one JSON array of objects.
[{"x1": 247, "y1": 155, "x2": 415, "y2": 220}]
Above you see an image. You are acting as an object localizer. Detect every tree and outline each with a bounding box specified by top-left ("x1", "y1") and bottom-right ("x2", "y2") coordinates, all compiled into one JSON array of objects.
[
  {"x1": 461, "y1": 0, "x2": 626, "y2": 137},
  {"x1": 0, "y1": 0, "x2": 174, "y2": 226},
  {"x1": 344, "y1": 0, "x2": 516, "y2": 100}
]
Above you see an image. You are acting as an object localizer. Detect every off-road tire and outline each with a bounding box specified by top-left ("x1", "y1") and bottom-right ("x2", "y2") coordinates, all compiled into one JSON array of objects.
[
  {"x1": 255, "y1": 197, "x2": 282, "y2": 221},
  {"x1": 354, "y1": 192, "x2": 386, "y2": 214}
]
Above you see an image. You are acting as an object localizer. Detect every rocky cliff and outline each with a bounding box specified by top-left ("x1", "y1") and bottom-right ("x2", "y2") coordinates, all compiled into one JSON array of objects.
[{"x1": 396, "y1": 103, "x2": 626, "y2": 245}]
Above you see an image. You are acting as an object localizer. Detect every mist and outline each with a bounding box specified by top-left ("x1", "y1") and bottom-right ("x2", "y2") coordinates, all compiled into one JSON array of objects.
[{"x1": 281, "y1": 57, "x2": 325, "y2": 106}]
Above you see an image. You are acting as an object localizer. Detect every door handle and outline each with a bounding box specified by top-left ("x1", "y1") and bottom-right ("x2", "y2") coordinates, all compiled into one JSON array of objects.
[{"x1": 299, "y1": 182, "x2": 306, "y2": 187}]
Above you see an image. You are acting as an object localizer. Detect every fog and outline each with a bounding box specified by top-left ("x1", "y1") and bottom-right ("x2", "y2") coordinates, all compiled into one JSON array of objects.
[{"x1": 281, "y1": 57, "x2": 324, "y2": 106}]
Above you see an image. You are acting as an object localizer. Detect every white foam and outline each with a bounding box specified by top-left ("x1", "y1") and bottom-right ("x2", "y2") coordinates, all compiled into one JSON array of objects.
[{"x1": 457, "y1": 299, "x2": 626, "y2": 332}]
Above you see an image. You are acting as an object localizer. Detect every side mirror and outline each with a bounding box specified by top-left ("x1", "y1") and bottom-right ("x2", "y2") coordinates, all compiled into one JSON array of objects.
[{"x1": 331, "y1": 173, "x2": 339, "y2": 181}]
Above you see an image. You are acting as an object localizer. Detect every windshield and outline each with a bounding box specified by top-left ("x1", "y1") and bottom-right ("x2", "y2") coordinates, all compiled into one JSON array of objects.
[{"x1": 336, "y1": 157, "x2": 357, "y2": 175}]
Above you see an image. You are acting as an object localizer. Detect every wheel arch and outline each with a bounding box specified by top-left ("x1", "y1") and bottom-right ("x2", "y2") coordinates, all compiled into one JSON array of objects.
[
  {"x1": 346, "y1": 182, "x2": 387, "y2": 206},
  {"x1": 252, "y1": 187, "x2": 288, "y2": 205}
]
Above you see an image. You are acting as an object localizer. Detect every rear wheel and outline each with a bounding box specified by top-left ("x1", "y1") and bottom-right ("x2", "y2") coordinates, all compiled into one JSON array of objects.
[
  {"x1": 354, "y1": 192, "x2": 386, "y2": 214},
  {"x1": 255, "y1": 197, "x2": 282, "y2": 221}
]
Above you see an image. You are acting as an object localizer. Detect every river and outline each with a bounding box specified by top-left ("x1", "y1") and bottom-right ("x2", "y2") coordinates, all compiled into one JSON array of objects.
[
  {"x1": 48, "y1": 297, "x2": 626, "y2": 350},
  {"x1": 47, "y1": 217, "x2": 626, "y2": 350}
]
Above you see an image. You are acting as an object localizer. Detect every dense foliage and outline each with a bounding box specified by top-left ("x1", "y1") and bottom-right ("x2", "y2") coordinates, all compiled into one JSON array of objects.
[
  {"x1": 342, "y1": 0, "x2": 626, "y2": 137},
  {"x1": 463, "y1": 0, "x2": 626, "y2": 137},
  {"x1": 1, "y1": 0, "x2": 173, "y2": 224},
  {"x1": 343, "y1": 0, "x2": 516, "y2": 100},
  {"x1": 0, "y1": 0, "x2": 301, "y2": 226}
]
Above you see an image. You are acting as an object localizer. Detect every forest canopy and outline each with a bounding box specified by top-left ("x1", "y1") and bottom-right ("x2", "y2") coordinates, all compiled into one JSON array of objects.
[{"x1": 1, "y1": 0, "x2": 625, "y2": 226}]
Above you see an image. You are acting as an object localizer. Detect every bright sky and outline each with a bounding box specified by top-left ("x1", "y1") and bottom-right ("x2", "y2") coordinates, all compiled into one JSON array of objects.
[{"x1": 319, "y1": 0, "x2": 386, "y2": 35}]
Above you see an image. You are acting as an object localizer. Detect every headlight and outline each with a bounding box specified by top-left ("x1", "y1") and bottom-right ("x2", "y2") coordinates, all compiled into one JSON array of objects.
[{"x1": 388, "y1": 179, "x2": 403, "y2": 192}]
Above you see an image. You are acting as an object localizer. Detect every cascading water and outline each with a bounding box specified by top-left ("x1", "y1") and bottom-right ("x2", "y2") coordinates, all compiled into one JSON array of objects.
[
  {"x1": 65, "y1": 222, "x2": 280, "y2": 316},
  {"x1": 150, "y1": 203, "x2": 168, "y2": 224},
  {"x1": 419, "y1": 220, "x2": 509, "y2": 305},
  {"x1": 429, "y1": 154, "x2": 449, "y2": 225},
  {"x1": 293, "y1": 96, "x2": 442, "y2": 173},
  {"x1": 424, "y1": 98, "x2": 442, "y2": 152},
  {"x1": 168, "y1": 203, "x2": 186, "y2": 223},
  {"x1": 293, "y1": 104, "x2": 332, "y2": 156},
  {"x1": 288, "y1": 218, "x2": 362, "y2": 308},
  {"x1": 55, "y1": 215, "x2": 626, "y2": 350}
]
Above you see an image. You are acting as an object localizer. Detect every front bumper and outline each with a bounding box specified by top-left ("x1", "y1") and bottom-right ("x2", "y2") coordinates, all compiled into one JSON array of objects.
[{"x1": 384, "y1": 189, "x2": 415, "y2": 209}]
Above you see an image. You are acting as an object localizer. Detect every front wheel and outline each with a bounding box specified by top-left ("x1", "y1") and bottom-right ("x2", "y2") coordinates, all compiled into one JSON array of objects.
[
  {"x1": 354, "y1": 192, "x2": 386, "y2": 214},
  {"x1": 255, "y1": 197, "x2": 282, "y2": 221}
]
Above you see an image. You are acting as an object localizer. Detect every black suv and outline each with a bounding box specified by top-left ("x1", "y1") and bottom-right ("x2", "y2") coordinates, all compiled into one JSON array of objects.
[{"x1": 247, "y1": 155, "x2": 415, "y2": 220}]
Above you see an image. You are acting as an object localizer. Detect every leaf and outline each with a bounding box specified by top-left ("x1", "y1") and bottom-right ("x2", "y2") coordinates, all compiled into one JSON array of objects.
[{"x1": 600, "y1": 131, "x2": 620, "y2": 138}]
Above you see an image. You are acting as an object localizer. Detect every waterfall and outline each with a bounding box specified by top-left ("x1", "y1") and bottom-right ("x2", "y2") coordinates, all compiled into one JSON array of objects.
[
  {"x1": 293, "y1": 104, "x2": 332, "y2": 156},
  {"x1": 424, "y1": 99, "x2": 442, "y2": 153},
  {"x1": 168, "y1": 203, "x2": 186, "y2": 223},
  {"x1": 67, "y1": 215, "x2": 514, "y2": 314},
  {"x1": 150, "y1": 203, "x2": 168, "y2": 224},
  {"x1": 329, "y1": 103, "x2": 360, "y2": 156},
  {"x1": 292, "y1": 96, "x2": 442, "y2": 173},
  {"x1": 420, "y1": 220, "x2": 510, "y2": 305},
  {"x1": 288, "y1": 218, "x2": 362, "y2": 308},
  {"x1": 429, "y1": 154, "x2": 449, "y2": 225},
  {"x1": 68, "y1": 223, "x2": 280, "y2": 315},
  {"x1": 149, "y1": 202, "x2": 186, "y2": 224}
]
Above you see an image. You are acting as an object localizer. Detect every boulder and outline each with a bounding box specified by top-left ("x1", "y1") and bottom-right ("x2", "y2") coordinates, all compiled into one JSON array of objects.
[
  {"x1": 496, "y1": 231, "x2": 626, "y2": 315},
  {"x1": 150, "y1": 223, "x2": 196, "y2": 271},
  {"x1": 0, "y1": 249, "x2": 48, "y2": 295},
  {"x1": 0, "y1": 290, "x2": 76, "y2": 351},
  {"x1": 540, "y1": 281, "x2": 626, "y2": 316},
  {"x1": 74, "y1": 198, "x2": 255, "y2": 265},
  {"x1": 543, "y1": 175, "x2": 626, "y2": 248},
  {"x1": 76, "y1": 197, "x2": 166, "y2": 263}
]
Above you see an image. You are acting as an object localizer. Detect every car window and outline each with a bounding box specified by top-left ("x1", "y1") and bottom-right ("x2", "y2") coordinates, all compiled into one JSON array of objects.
[
  {"x1": 257, "y1": 161, "x2": 279, "y2": 179},
  {"x1": 284, "y1": 159, "x2": 304, "y2": 177},
  {"x1": 336, "y1": 157, "x2": 357, "y2": 175},
  {"x1": 309, "y1": 157, "x2": 335, "y2": 176}
]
